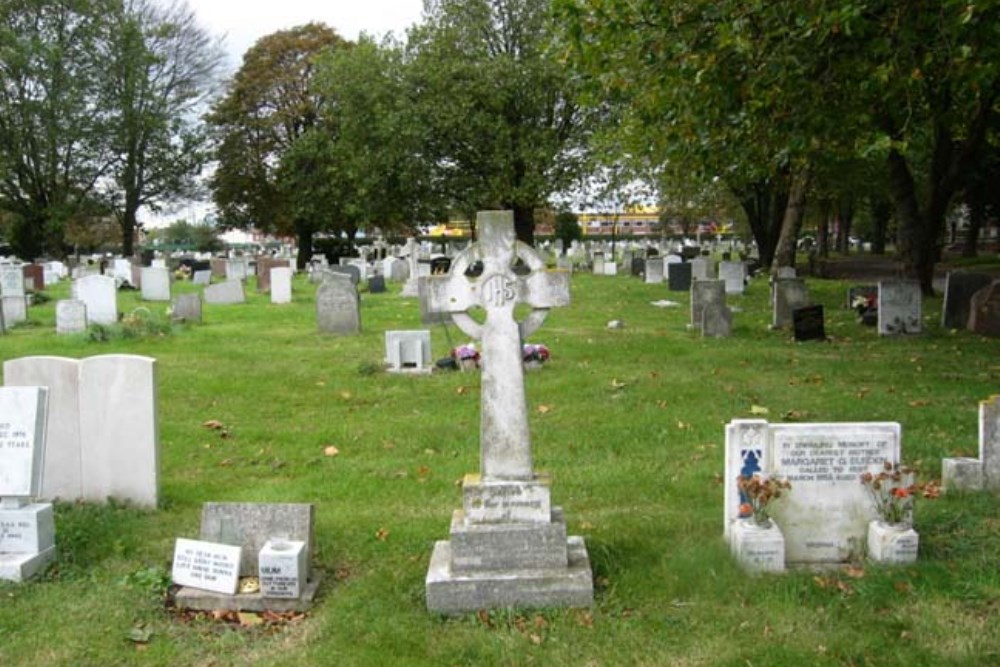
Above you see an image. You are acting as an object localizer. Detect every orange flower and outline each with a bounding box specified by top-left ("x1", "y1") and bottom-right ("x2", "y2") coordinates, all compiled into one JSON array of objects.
[
  {"x1": 891, "y1": 487, "x2": 911, "y2": 499},
  {"x1": 739, "y1": 503, "x2": 753, "y2": 517}
]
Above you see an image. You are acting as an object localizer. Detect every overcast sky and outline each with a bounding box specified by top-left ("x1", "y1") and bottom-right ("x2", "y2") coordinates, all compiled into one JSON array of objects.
[{"x1": 185, "y1": 0, "x2": 426, "y2": 70}]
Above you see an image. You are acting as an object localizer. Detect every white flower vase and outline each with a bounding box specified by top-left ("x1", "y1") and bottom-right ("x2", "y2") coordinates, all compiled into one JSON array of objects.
[
  {"x1": 730, "y1": 518, "x2": 785, "y2": 573},
  {"x1": 867, "y1": 520, "x2": 919, "y2": 564}
]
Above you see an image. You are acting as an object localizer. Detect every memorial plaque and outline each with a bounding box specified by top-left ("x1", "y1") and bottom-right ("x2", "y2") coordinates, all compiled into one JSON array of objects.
[
  {"x1": 0, "y1": 387, "x2": 49, "y2": 498},
  {"x1": 792, "y1": 305, "x2": 825, "y2": 342},
  {"x1": 172, "y1": 538, "x2": 241, "y2": 595}
]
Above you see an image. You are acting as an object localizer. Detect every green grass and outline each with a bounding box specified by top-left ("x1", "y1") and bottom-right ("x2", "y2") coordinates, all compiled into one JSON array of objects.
[{"x1": 0, "y1": 270, "x2": 998, "y2": 666}]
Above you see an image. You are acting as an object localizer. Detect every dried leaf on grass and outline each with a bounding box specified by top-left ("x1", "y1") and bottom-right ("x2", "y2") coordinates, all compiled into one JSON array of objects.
[
  {"x1": 375, "y1": 527, "x2": 390, "y2": 541},
  {"x1": 202, "y1": 419, "x2": 225, "y2": 430},
  {"x1": 750, "y1": 405, "x2": 770, "y2": 416},
  {"x1": 537, "y1": 404, "x2": 552, "y2": 414},
  {"x1": 323, "y1": 446, "x2": 340, "y2": 457}
]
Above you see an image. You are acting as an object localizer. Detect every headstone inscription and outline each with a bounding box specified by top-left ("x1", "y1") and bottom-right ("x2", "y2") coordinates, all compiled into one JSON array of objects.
[
  {"x1": 968, "y1": 280, "x2": 1000, "y2": 338},
  {"x1": 174, "y1": 502, "x2": 318, "y2": 612},
  {"x1": 941, "y1": 272, "x2": 992, "y2": 330},
  {"x1": 55, "y1": 300, "x2": 87, "y2": 334},
  {"x1": 4, "y1": 355, "x2": 159, "y2": 507},
  {"x1": 0, "y1": 386, "x2": 56, "y2": 581},
  {"x1": 725, "y1": 420, "x2": 900, "y2": 565},
  {"x1": 316, "y1": 274, "x2": 361, "y2": 335},
  {"x1": 878, "y1": 280, "x2": 922, "y2": 335},
  {"x1": 942, "y1": 395, "x2": 1000, "y2": 492},
  {"x1": 385, "y1": 330, "x2": 433, "y2": 373},
  {"x1": 422, "y1": 211, "x2": 592, "y2": 614},
  {"x1": 171, "y1": 538, "x2": 241, "y2": 595}
]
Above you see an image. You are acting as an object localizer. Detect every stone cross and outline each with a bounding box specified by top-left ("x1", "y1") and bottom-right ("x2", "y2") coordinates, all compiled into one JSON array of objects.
[{"x1": 424, "y1": 211, "x2": 569, "y2": 480}]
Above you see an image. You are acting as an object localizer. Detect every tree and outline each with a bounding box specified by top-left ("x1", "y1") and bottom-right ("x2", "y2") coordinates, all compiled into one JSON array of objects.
[
  {"x1": 553, "y1": 210, "x2": 581, "y2": 252},
  {"x1": 148, "y1": 218, "x2": 220, "y2": 252},
  {"x1": 207, "y1": 23, "x2": 345, "y2": 268},
  {"x1": 100, "y1": 0, "x2": 224, "y2": 257},
  {"x1": 405, "y1": 0, "x2": 593, "y2": 245},
  {"x1": 0, "y1": 0, "x2": 117, "y2": 259}
]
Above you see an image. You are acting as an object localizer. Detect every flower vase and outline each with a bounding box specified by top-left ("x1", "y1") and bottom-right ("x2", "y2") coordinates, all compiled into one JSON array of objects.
[
  {"x1": 729, "y1": 518, "x2": 785, "y2": 573},
  {"x1": 867, "y1": 520, "x2": 919, "y2": 564}
]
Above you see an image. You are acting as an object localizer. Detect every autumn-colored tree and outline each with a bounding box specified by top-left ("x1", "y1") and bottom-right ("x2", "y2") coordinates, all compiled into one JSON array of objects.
[{"x1": 207, "y1": 23, "x2": 345, "y2": 268}]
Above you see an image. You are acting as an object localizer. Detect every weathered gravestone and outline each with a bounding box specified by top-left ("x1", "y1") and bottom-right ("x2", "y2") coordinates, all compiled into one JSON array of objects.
[
  {"x1": 968, "y1": 280, "x2": 1000, "y2": 338},
  {"x1": 401, "y1": 238, "x2": 421, "y2": 297},
  {"x1": 702, "y1": 302, "x2": 732, "y2": 338},
  {"x1": 422, "y1": 211, "x2": 592, "y2": 613},
  {"x1": 203, "y1": 280, "x2": 246, "y2": 305},
  {"x1": 668, "y1": 262, "x2": 693, "y2": 292},
  {"x1": 718, "y1": 261, "x2": 746, "y2": 295},
  {"x1": 367, "y1": 274, "x2": 386, "y2": 294},
  {"x1": 3, "y1": 355, "x2": 159, "y2": 507},
  {"x1": 256, "y1": 258, "x2": 290, "y2": 293},
  {"x1": 1, "y1": 295, "x2": 27, "y2": 327},
  {"x1": 690, "y1": 257, "x2": 709, "y2": 281},
  {"x1": 941, "y1": 272, "x2": 992, "y2": 330},
  {"x1": 225, "y1": 258, "x2": 250, "y2": 282},
  {"x1": 73, "y1": 274, "x2": 118, "y2": 324},
  {"x1": 690, "y1": 280, "x2": 726, "y2": 331},
  {"x1": 171, "y1": 294, "x2": 202, "y2": 324},
  {"x1": 0, "y1": 386, "x2": 55, "y2": 581},
  {"x1": 644, "y1": 257, "x2": 665, "y2": 284},
  {"x1": 771, "y1": 278, "x2": 811, "y2": 329},
  {"x1": 631, "y1": 257, "x2": 645, "y2": 277},
  {"x1": 878, "y1": 280, "x2": 922, "y2": 335},
  {"x1": 316, "y1": 274, "x2": 361, "y2": 335},
  {"x1": 942, "y1": 395, "x2": 1000, "y2": 492},
  {"x1": 270, "y1": 267, "x2": 293, "y2": 304},
  {"x1": 1, "y1": 264, "x2": 28, "y2": 327},
  {"x1": 385, "y1": 330, "x2": 433, "y2": 373},
  {"x1": 192, "y1": 270, "x2": 212, "y2": 286},
  {"x1": 793, "y1": 305, "x2": 826, "y2": 342},
  {"x1": 725, "y1": 420, "x2": 900, "y2": 565},
  {"x1": 55, "y1": 300, "x2": 87, "y2": 334},
  {"x1": 140, "y1": 266, "x2": 171, "y2": 302},
  {"x1": 328, "y1": 264, "x2": 360, "y2": 285},
  {"x1": 210, "y1": 258, "x2": 227, "y2": 279},
  {"x1": 174, "y1": 502, "x2": 318, "y2": 612}
]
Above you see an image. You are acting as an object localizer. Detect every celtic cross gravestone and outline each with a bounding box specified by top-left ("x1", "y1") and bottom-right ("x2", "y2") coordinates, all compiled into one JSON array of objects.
[{"x1": 422, "y1": 210, "x2": 593, "y2": 613}]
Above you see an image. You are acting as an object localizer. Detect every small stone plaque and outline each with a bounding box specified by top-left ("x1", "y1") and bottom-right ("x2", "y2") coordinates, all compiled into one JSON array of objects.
[
  {"x1": 56, "y1": 299, "x2": 87, "y2": 334},
  {"x1": 0, "y1": 504, "x2": 55, "y2": 553},
  {"x1": 172, "y1": 538, "x2": 241, "y2": 595},
  {"x1": 0, "y1": 387, "x2": 49, "y2": 498}
]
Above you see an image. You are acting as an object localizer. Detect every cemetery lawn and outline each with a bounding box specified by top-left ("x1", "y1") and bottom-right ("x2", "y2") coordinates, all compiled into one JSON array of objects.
[{"x1": 2, "y1": 271, "x2": 999, "y2": 667}]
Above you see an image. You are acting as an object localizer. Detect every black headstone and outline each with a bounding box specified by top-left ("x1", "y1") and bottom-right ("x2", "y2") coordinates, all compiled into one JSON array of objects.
[
  {"x1": 368, "y1": 275, "x2": 386, "y2": 293},
  {"x1": 631, "y1": 257, "x2": 645, "y2": 277},
  {"x1": 681, "y1": 247, "x2": 700, "y2": 260},
  {"x1": 793, "y1": 305, "x2": 826, "y2": 342},
  {"x1": 667, "y1": 262, "x2": 693, "y2": 291},
  {"x1": 721, "y1": 251, "x2": 732, "y2": 261},
  {"x1": 941, "y1": 271, "x2": 993, "y2": 330}
]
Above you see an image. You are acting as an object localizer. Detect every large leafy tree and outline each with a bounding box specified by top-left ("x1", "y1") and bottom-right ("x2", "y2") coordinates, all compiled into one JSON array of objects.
[
  {"x1": 101, "y1": 0, "x2": 224, "y2": 257},
  {"x1": 406, "y1": 0, "x2": 592, "y2": 244},
  {"x1": 0, "y1": 0, "x2": 117, "y2": 259},
  {"x1": 207, "y1": 23, "x2": 345, "y2": 267}
]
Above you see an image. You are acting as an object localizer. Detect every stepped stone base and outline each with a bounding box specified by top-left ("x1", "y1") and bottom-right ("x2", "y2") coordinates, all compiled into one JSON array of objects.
[
  {"x1": 0, "y1": 547, "x2": 55, "y2": 582},
  {"x1": 426, "y1": 506, "x2": 593, "y2": 615},
  {"x1": 174, "y1": 573, "x2": 322, "y2": 612}
]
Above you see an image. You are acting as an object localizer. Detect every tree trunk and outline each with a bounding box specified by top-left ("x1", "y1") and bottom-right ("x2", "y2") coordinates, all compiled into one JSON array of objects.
[
  {"x1": 963, "y1": 192, "x2": 984, "y2": 258},
  {"x1": 816, "y1": 200, "x2": 830, "y2": 258},
  {"x1": 886, "y1": 149, "x2": 936, "y2": 295},
  {"x1": 513, "y1": 204, "x2": 535, "y2": 246},
  {"x1": 734, "y1": 177, "x2": 787, "y2": 269},
  {"x1": 295, "y1": 220, "x2": 314, "y2": 270},
  {"x1": 870, "y1": 196, "x2": 891, "y2": 256},
  {"x1": 771, "y1": 167, "x2": 810, "y2": 271},
  {"x1": 120, "y1": 206, "x2": 138, "y2": 258}
]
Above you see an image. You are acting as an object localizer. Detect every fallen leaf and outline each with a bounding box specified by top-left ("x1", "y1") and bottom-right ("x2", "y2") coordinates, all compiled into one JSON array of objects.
[
  {"x1": 528, "y1": 633, "x2": 542, "y2": 645},
  {"x1": 202, "y1": 419, "x2": 225, "y2": 430},
  {"x1": 316, "y1": 381, "x2": 326, "y2": 387},
  {"x1": 782, "y1": 410, "x2": 809, "y2": 422},
  {"x1": 219, "y1": 458, "x2": 233, "y2": 467},
  {"x1": 580, "y1": 521, "x2": 594, "y2": 530},
  {"x1": 237, "y1": 612, "x2": 263, "y2": 627},
  {"x1": 324, "y1": 446, "x2": 340, "y2": 457},
  {"x1": 575, "y1": 610, "x2": 594, "y2": 628},
  {"x1": 126, "y1": 626, "x2": 152, "y2": 643},
  {"x1": 339, "y1": 391, "x2": 352, "y2": 400},
  {"x1": 656, "y1": 400, "x2": 668, "y2": 409},
  {"x1": 894, "y1": 580, "x2": 913, "y2": 594},
  {"x1": 456, "y1": 386, "x2": 468, "y2": 395},
  {"x1": 537, "y1": 404, "x2": 552, "y2": 414},
  {"x1": 610, "y1": 378, "x2": 626, "y2": 389},
  {"x1": 750, "y1": 405, "x2": 770, "y2": 415},
  {"x1": 908, "y1": 399, "x2": 930, "y2": 407},
  {"x1": 417, "y1": 465, "x2": 431, "y2": 477},
  {"x1": 210, "y1": 609, "x2": 229, "y2": 621},
  {"x1": 375, "y1": 528, "x2": 390, "y2": 541}
]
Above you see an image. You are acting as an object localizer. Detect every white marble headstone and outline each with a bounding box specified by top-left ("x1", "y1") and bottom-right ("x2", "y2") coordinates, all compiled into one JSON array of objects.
[
  {"x1": 0, "y1": 387, "x2": 49, "y2": 498},
  {"x1": 73, "y1": 275, "x2": 118, "y2": 325},
  {"x1": 270, "y1": 267, "x2": 292, "y2": 304},
  {"x1": 140, "y1": 267, "x2": 171, "y2": 302}
]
